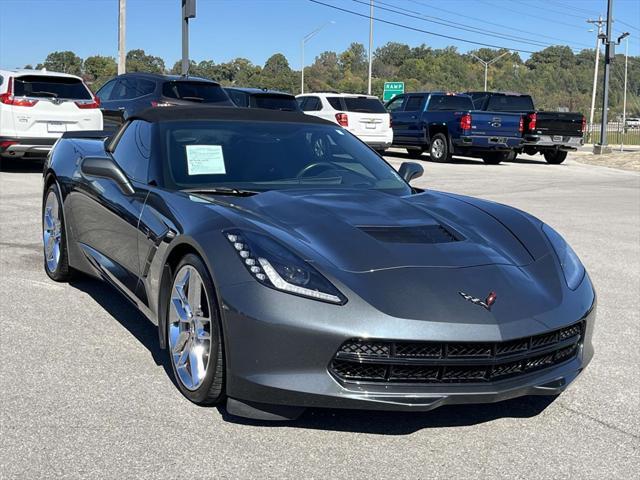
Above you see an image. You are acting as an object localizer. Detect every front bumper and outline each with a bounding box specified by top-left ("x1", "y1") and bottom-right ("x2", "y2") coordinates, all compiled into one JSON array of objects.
[
  {"x1": 0, "y1": 136, "x2": 56, "y2": 158},
  {"x1": 218, "y1": 278, "x2": 596, "y2": 416}
]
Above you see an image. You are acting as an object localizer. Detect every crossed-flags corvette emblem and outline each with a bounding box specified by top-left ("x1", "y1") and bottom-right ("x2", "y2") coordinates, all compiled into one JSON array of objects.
[{"x1": 458, "y1": 291, "x2": 497, "y2": 311}]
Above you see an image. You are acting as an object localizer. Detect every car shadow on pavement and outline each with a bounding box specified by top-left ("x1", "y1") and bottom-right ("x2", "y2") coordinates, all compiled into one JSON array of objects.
[
  {"x1": 0, "y1": 157, "x2": 45, "y2": 173},
  {"x1": 219, "y1": 395, "x2": 557, "y2": 434},
  {"x1": 70, "y1": 276, "x2": 178, "y2": 387}
]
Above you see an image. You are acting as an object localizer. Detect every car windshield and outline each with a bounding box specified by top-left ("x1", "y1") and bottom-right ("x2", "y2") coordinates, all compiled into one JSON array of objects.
[
  {"x1": 13, "y1": 75, "x2": 92, "y2": 100},
  {"x1": 162, "y1": 81, "x2": 229, "y2": 103},
  {"x1": 160, "y1": 120, "x2": 410, "y2": 195},
  {"x1": 252, "y1": 95, "x2": 299, "y2": 111}
]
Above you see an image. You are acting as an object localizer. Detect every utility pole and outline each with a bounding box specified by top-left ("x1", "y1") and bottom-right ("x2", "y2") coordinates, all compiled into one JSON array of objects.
[
  {"x1": 118, "y1": 0, "x2": 126, "y2": 74},
  {"x1": 367, "y1": 0, "x2": 373, "y2": 95},
  {"x1": 470, "y1": 51, "x2": 511, "y2": 91},
  {"x1": 587, "y1": 16, "x2": 604, "y2": 138},
  {"x1": 595, "y1": 0, "x2": 613, "y2": 154},
  {"x1": 182, "y1": 0, "x2": 196, "y2": 75},
  {"x1": 620, "y1": 34, "x2": 630, "y2": 151}
]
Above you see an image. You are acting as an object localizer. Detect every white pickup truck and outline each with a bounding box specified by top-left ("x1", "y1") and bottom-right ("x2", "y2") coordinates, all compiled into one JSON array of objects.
[{"x1": 0, "y1": 69, "x2": 102, "y2": 160}]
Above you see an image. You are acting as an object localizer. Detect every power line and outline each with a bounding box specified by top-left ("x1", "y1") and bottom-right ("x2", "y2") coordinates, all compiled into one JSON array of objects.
[
  {"x1": 308, "y1": 0, "x2": 540, "y2": 53},
  {"x1": 352, "y1": 0, "x2": 560, "y2": 50},
  {"x1": 511, "y1": 0, "x2": 591, "y2": 21},
  {"x1": 546, "y1": 0, "x2": 602, "y2": 17},
  {"x1": 477, "y1": 0, "x2": 591, "y2": 31},
  {"x1": 406, "y1": 0, "x2": 593, "y2": 49}
]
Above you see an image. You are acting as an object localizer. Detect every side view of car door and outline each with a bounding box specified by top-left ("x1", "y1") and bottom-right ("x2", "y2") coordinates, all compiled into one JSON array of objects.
[{"x1": 67, "y1": 121, "x2": 153, "y2": 305}]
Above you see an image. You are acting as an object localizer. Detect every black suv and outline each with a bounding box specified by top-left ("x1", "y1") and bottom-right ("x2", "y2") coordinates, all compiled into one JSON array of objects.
[
  {"x1": 224, "y1": 87, "x2": 300, "y2": 111},
  {"x1": 96, "y1": 73, "x2": 233, "y2": 129}
]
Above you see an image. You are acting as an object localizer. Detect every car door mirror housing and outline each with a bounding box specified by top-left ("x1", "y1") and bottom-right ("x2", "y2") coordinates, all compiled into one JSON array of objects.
[
  {"x1": 80, "y1": 156, "x2": 135, "y2": 196},
  {"x1": 398, "y1": 162, "x2": 424, "y2": 183}
]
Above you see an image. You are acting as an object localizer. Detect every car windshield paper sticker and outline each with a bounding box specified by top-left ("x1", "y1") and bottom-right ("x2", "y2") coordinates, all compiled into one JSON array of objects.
[{"x1": 185, "y1": 145, "x2": 226, "y2": 175}]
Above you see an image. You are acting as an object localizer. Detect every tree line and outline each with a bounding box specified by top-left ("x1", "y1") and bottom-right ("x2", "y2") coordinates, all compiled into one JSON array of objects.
[{"x1": 26, "y1": 42, "x2": 640, "y2": 119}]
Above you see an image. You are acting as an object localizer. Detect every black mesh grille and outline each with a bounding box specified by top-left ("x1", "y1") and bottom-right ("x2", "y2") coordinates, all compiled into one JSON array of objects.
[
  {"x1": 395, "y1": 343, "x2": 442, "y2": 358},
  {"x1": 331, "y1": 361, "x2": 387, "y2": 380},
  {"x1": 340, "y1": 341, "x2": 391, "y2": 357},
  {"x1": 330, "y1": 321, "x2": 584, "y2": 385}
]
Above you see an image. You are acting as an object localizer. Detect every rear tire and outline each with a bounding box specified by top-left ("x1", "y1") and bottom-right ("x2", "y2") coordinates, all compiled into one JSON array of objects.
[
  {"x1": 428, "y1": 133, "x2": 452, "y2": 162},
  {"x1": 544, "y1": 150, "x2": 568, "y2": 164},
  {"x1": 482, "y1": 152, "x2": 507, "y2": 165},
  {"x1": 166, "y1": 254, "x2": 224, "y2": 405},
  {"x1": 42, "y1": 183, "x2": 73, "y2": 282},
  {"x1": 406, "y1": 147, "x2": 424, "y2": 159},
  {"x1": 505, "y1": 151, "x2": 517, "y2": 162}
]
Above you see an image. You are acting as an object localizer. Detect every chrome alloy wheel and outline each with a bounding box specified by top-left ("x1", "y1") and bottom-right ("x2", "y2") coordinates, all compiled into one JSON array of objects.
[
  {"x1": 168, "y1": 265, "x2": 212, "y2": 391},
  {"x1": 43, "y1": 190, "x2": 62, "y2": 273},
  {"x1": 431, "y1": 138, "x2": 445, "y2": 159}
]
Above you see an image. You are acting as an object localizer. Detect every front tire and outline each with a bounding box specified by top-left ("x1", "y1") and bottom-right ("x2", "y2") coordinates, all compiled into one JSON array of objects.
[
  {"x1": 429, "y1": 133, "x2": 452, "y2": 162},
  {"x1": 42, "y1": 183, "x2": 73, "y2": 282},
  {"x1": 544, "y1": 150, "x2": 568, "y2": 164},
  {"x1": 167, "y1": 254, "x2": 224, "y2": 405}
]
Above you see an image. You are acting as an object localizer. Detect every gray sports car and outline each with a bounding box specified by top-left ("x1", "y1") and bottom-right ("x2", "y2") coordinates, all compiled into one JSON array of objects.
[{"x1": 42, "y1": 107, "x2": 595, "y2": 420}]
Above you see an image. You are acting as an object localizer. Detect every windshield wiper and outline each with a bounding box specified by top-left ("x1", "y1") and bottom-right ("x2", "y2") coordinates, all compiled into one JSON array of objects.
[{"x1": 183, "y1": 187, "x2": 259, "y2": 197}]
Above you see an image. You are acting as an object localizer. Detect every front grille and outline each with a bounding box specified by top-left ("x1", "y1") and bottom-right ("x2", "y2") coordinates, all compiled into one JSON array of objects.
[{"x1": 330, "y1": 321, "x2": 584, "y2": 385}]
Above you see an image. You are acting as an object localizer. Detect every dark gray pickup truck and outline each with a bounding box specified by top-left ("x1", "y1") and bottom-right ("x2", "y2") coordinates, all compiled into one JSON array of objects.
[{"x1": 466, "y1": 91, "x2": 585, "y2": 164}]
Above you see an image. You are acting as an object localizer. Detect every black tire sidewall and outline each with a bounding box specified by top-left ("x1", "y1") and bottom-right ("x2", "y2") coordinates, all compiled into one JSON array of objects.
[
  {"x1": 167, "y1": 253, "x2": 225, "y2": 405},
  {"x1": 544, "y1": 150, "x2": 568, "y2": 164}
]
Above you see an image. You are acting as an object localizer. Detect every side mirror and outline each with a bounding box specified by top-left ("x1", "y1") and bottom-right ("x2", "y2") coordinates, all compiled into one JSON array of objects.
[
  {"x1": 80, "y1": 156, "x2": 134, "y2": 196},
  {"x1": 398, "y1": 161, "x2": 424, "y2": 183}
]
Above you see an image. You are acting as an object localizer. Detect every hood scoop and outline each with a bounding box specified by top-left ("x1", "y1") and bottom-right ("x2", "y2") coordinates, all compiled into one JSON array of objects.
[{"x1": 358, "y1": 224, "x2": 462, "y2": 244}]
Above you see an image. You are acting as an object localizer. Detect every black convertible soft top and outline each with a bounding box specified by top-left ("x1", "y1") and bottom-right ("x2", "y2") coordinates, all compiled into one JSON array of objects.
[{"x1": 130, "y1": 106, "x2": 333, "y2": 125}]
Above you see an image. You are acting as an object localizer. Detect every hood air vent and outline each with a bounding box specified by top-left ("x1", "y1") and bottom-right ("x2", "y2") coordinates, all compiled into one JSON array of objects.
[{"x1": 358, "y1": 225, "x2": 461, "y2": 244}]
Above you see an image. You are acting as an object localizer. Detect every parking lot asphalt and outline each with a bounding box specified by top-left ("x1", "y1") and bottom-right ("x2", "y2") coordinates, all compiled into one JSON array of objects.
[{"x1": 1, "y1": 151, "x2": 639, "y2": 479}]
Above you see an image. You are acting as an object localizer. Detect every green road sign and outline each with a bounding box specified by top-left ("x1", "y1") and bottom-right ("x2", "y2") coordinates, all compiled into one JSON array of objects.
[{"x1": 383, "y1": 81, "x2": 404, "y2": 102}]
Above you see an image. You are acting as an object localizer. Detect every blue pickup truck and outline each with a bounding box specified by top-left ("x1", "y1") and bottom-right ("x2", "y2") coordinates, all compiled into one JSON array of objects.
[{"x1": 385, "y1": 92, "x2": 523, "y2": 164}]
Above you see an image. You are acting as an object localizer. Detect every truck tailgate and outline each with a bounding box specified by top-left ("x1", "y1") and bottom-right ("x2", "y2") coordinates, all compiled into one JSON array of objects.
[
  {"x1": 533, "y1": 112, "x2": 583, "y2": 136},
  {"x1": 469, "y1": 111, "x2": 522, "y2": 137}
]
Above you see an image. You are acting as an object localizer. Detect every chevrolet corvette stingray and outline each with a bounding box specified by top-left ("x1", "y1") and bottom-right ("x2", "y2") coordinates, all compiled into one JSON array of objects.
[{"x1": 42, "y1": 107, "x2": 595, "y2": 420}]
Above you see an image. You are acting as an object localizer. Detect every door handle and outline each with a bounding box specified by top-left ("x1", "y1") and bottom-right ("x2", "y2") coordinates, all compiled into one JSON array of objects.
[
  {"x1": 118, "y1": 107, "x2": 126, "y2": 111},
  {"x1": 410, "y1": 115, "x2": 417, "y2": 119}
]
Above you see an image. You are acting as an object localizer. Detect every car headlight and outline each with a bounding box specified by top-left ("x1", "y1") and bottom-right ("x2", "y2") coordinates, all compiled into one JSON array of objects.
[
  {"x1": 225, "y1": 230, "x2": 347, "y2": 305},
  {"x1": 542, "y1": 224, "x2": 585, "y2": 290}
]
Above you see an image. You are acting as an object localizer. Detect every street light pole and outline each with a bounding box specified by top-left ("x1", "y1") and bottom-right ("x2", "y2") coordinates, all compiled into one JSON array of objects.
[
  {"x1": 118, "y1": 0, "x2": 126, "y2": 74},
  {"x1": 300, "y1": 21, "x2": 334, "y2": 94},
  {"x1": 596, "y1": 0, "x2": 613, "y2": 153},
  {"x1": 470, "y1": 51, "x2": 511, "y2": 91},
  {"x1": 621, "y1": 34, "x2": 630, "y2": 151},
  {"x1": 367, "y1": 0, "x2": 373, "y2": 95},
  {"x1": 181, "y1": 0, "x2": 196, "y2": 76},
  {"x1": 587, "y1": 16, "x2": 604, "y2": 136}
]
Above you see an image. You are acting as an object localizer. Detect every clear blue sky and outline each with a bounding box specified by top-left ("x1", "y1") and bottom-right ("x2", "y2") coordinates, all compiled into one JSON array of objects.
[{"x1": 1, "y1": 0, "x2": 639, "y2": 70}]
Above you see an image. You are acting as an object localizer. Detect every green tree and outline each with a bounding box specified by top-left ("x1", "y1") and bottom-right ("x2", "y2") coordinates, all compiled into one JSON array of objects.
[
  {"x1": 39, "y1": 51, "x2": 83, "y2": 75},
  {"x1": 84, "y1": 55, "x2": 117, "y2": 81},
  {"x1": 126, "y1": 49, "x2": 165, "y2": 73}
]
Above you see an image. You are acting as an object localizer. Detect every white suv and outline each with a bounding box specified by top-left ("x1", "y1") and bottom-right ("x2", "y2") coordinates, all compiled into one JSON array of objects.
[
  {"x1": 296, "y1": 93, "x2": 393, "y2": 152},
  {"x1": 0, "y1": 69, "x2": 102, "y2": 159}
]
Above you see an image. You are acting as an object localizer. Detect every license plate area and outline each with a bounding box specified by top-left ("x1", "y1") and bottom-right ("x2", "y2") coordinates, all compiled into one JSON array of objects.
[{"x1": 47, "y1": 122, "x2": 67, "y2": 133}]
